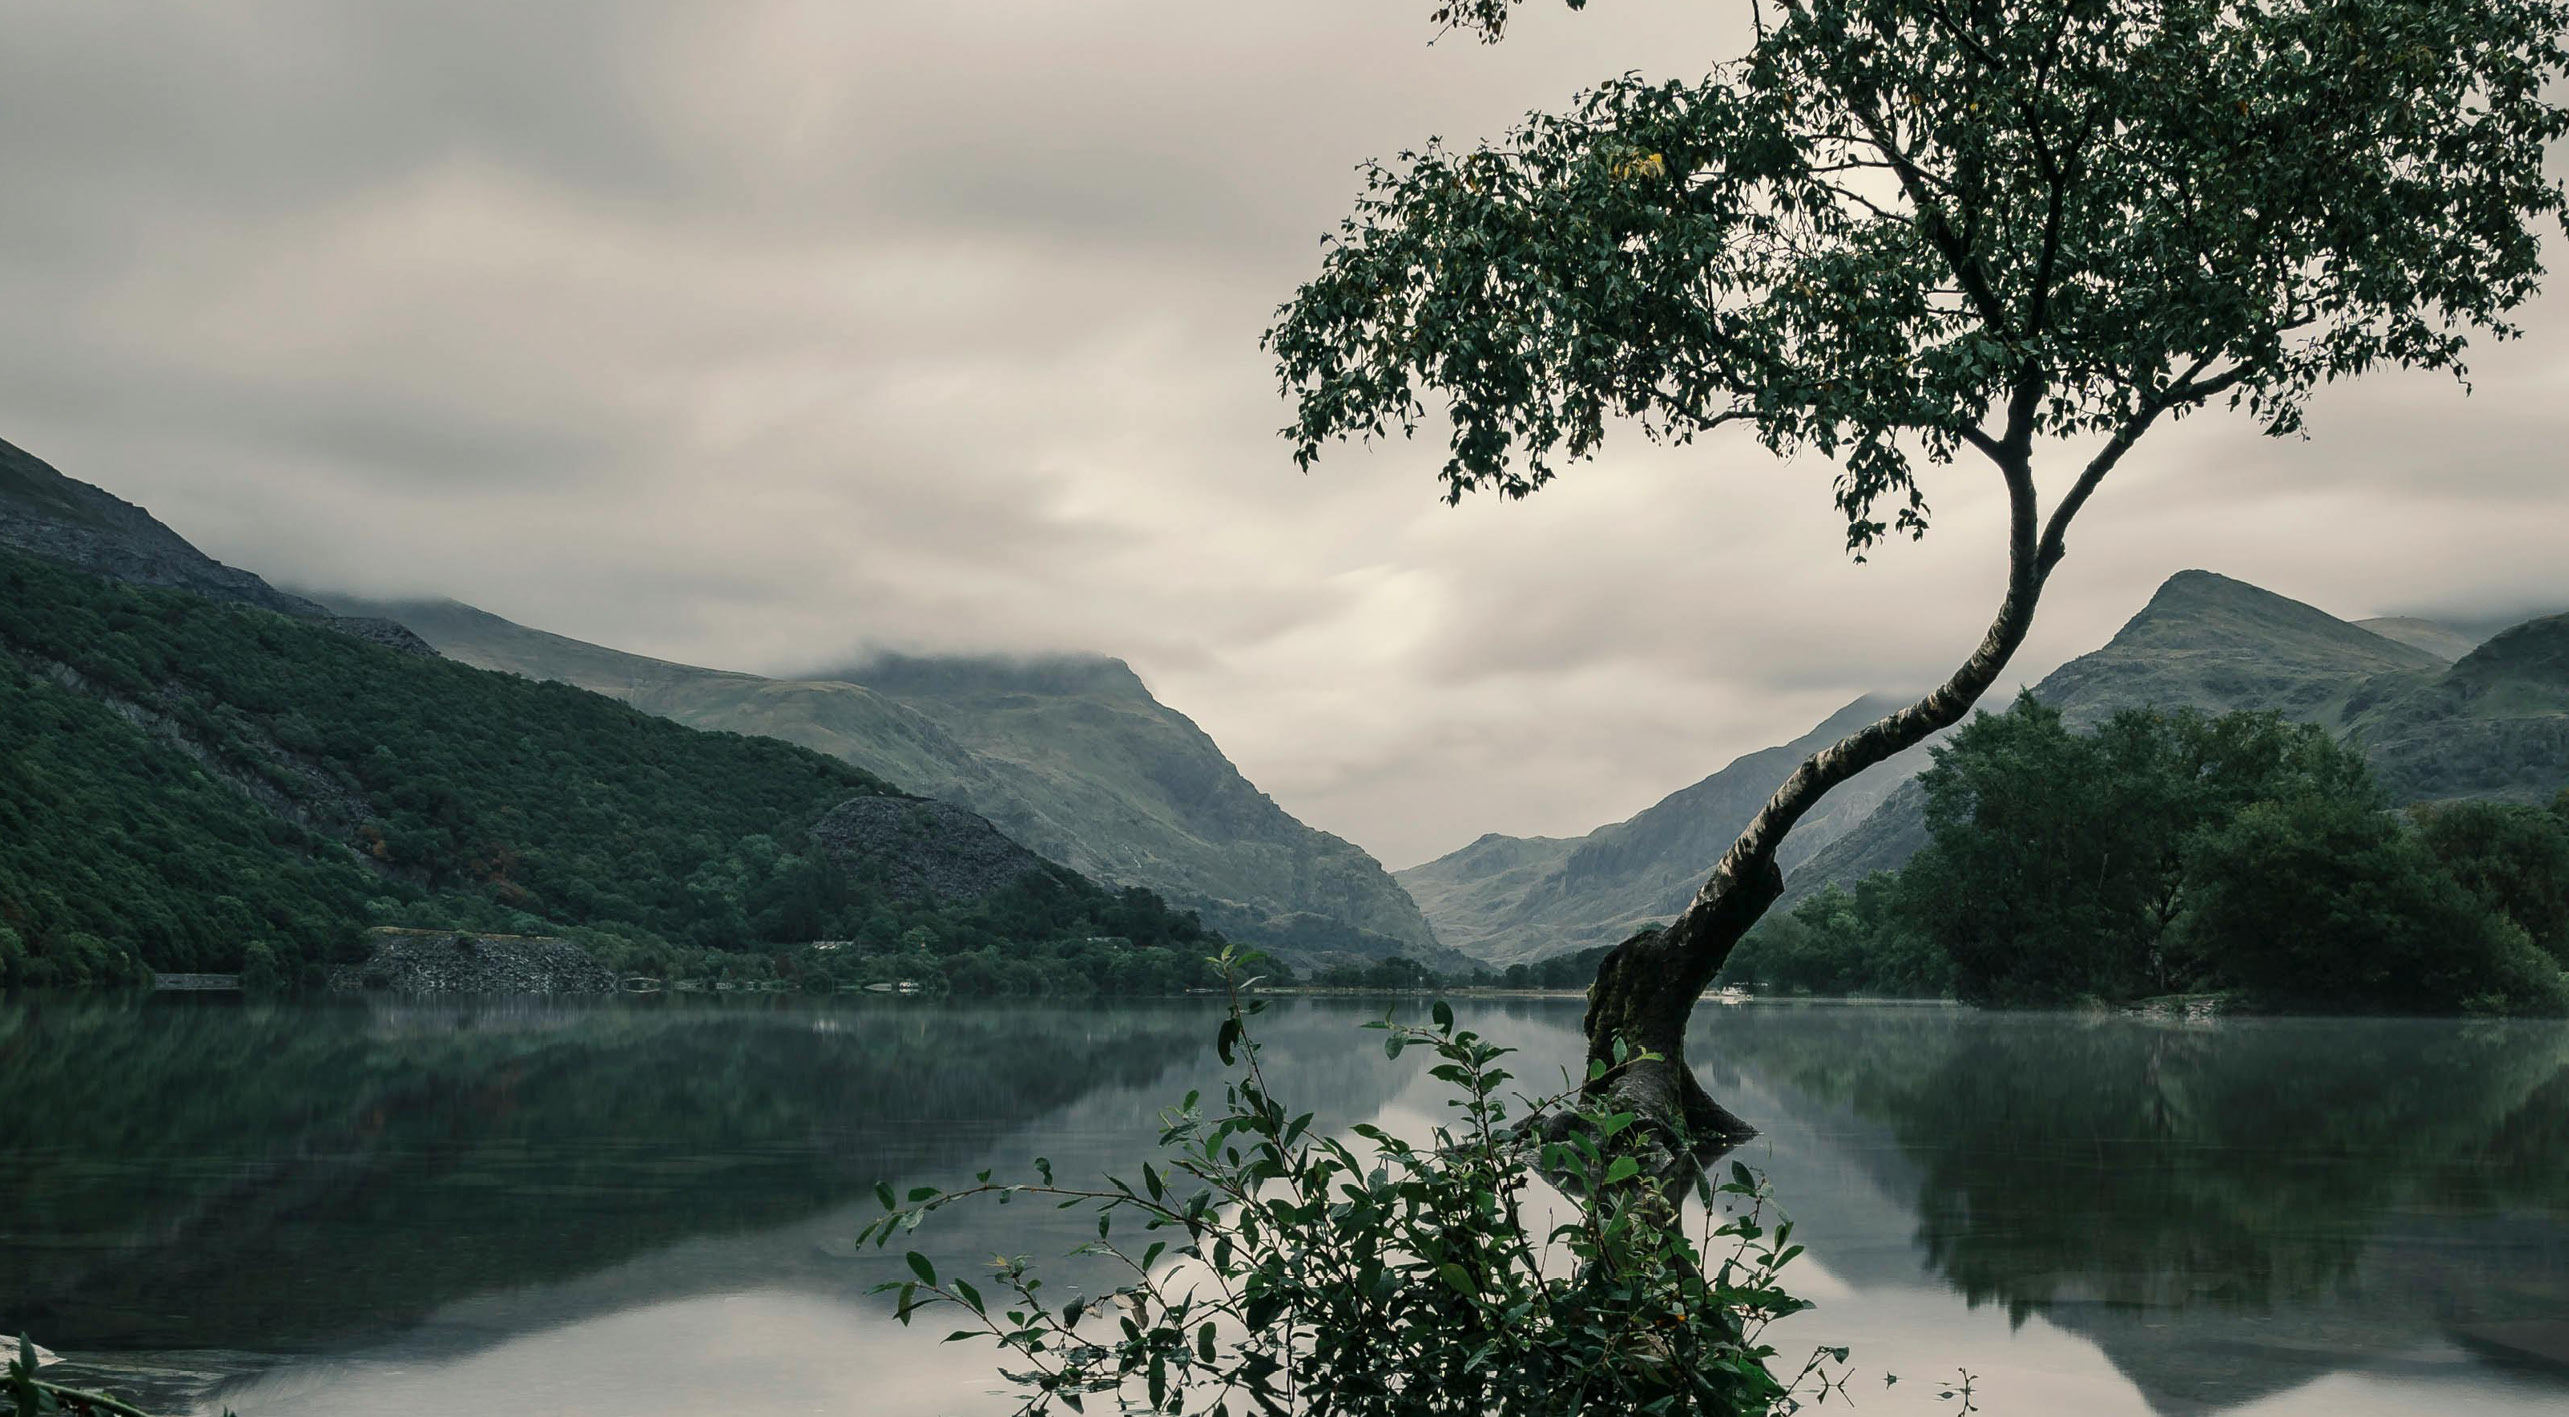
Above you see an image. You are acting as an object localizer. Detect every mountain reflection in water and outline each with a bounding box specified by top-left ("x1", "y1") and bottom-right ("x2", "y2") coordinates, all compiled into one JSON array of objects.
[{"x1": 1, "y1": 995, "x2": 2564, "y2": 1416}]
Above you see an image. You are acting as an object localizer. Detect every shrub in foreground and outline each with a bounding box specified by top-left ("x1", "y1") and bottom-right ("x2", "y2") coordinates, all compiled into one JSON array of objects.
[{"x1": 864, "y1": 952, "x2": 1842, "y2": 1415}]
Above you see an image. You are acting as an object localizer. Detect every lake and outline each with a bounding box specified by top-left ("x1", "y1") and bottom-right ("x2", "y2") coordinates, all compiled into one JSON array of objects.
[{"x1": 4, "y1": 995, "x2": 2566, "y2": 1416}]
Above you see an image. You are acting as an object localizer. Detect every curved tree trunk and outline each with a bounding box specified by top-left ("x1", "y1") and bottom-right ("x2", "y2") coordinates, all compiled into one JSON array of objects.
[{"x1": 1581, "y1": 396, "x2": 2175, "y2": 1162}]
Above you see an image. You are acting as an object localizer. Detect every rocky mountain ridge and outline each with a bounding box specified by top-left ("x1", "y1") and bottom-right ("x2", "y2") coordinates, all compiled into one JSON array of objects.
[{"x1": 807, "y1": 796, "x2": 1058, "y2": 905}]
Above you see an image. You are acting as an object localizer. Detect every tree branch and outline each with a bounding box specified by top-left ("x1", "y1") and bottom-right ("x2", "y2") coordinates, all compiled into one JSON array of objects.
[{"x1": 1667, "y1": 436, "x2": 2043, "y2": 978}]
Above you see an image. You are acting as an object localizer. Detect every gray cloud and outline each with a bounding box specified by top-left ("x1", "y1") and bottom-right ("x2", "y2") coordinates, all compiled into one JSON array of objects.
[{"x1": 1, "y1": 0, "x2": 2562, "y2": 870}]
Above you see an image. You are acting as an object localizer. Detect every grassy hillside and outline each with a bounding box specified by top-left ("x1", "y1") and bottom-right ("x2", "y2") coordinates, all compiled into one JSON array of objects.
[
  {"x1": 2029, "y1": 570, "x2": 2445, "y2": 725},
  {"x1": 0, "y1": 548, "x2": 1225, "y2": 990},
  {"x1": 2351, "y1": 614, "x2": 2569, "y2": 804},
  {"x1": 326, "y1": 596, "x2": 1452, "y2": 970}
]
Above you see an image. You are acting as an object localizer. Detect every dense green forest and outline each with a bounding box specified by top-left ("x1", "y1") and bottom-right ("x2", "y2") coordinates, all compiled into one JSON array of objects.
[
  {"x1": 0, "y1": 549, "x2": 1228, "y2": 994},
  {"x1": 1719, "y1": 696, "x2": 2569, "y2": 1014}
]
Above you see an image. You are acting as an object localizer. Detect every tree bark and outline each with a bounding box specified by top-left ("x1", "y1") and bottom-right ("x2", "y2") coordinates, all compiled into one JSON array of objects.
[
  {"x1": 1581, "y1": 440, "x2": 2051, "y2": 1159},
  {"x1": 1579, "y1": 389, "x2": 2183, "y2": 1163}
]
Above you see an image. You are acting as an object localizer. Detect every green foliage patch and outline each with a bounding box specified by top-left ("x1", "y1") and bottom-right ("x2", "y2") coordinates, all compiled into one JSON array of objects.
[
  {"x1": 868, "y1": 956, "x2": 1844, "y2": 1415},
  {"x1": 0, "y1": 550, "x2": 1226, "y2": 993},
  {"x1": 1721, "y1": 696, "x2": 2569, "y2": 1014}
]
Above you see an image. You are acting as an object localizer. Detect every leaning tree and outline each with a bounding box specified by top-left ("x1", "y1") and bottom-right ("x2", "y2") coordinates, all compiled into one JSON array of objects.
[{"x1": 1268, "y1": 0, "x2": 2569, "y2": 1151}]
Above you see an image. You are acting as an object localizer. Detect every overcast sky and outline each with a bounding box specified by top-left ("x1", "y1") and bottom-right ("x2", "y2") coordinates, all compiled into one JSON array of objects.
[{"x1": 5, "y1": 0, "x2": 2565, "y2": 870}]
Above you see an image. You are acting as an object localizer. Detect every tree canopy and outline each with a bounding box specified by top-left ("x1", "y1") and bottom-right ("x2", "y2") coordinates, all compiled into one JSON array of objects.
[
  {"x1": 1268, "y1": 0, "x2": 2569, "y2": 1133},
  {"x1": 1274, "y1": 0, "x2": 2569, "y2": 553},
  {"x1": 1717, "y1": 699, "x2": 2569, "y2": 1014}
]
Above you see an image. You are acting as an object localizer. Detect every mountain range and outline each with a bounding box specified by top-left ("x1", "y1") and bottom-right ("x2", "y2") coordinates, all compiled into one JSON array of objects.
[
  {"x1": 0, "y1": 434, "x2": 1446, "y2": 973},
  {"x1": 11, "y1": 428, "x2": 2564, "y2": 978},
  {"x1": 313, "y1": 595, "x2": 1455, "y2": 970},
  {"x1": 1403, "y1": 571, "x2": 2569, "y2": 961}
]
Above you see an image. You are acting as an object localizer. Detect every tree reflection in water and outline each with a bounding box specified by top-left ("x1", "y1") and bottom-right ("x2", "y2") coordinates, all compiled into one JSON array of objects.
[
  {"x1": 7, "y1": 996, "x2": 2566, "y2": 1416},
  {"x1": 1703, "y1": 1006, "x2": 2569, "y2": 1411}
]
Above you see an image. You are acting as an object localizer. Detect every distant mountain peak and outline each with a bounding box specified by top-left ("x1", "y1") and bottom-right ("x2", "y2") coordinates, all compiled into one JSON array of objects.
[
  {"x1": 2036, "y1": 570, "x2": 2446, "y2": 704},
  {"x1": 307, "y1": 597, "x2": 1446, "y2": 970},
  {"x1": 2110, "y1": 570, "x2": 2442, "y2": 669}
]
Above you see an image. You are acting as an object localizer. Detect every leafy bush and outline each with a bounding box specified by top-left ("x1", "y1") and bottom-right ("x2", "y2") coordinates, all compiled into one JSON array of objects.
[
  {"x1": 2183, "y1": 795, "x2": 2569, "y2": 1016},
  {"x1": 864, "y1": 953, "x2": 1840, "y2": 1415},
  {"x1": 2413, "y1": 797, "x2": 2569, "y2": 968}
]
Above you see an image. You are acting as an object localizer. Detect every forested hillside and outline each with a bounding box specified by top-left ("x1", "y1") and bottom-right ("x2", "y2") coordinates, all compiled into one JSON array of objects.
[
  {"x1": 0, "y1": 549, "x2": 1225, "y2": 992},
  {"x1": 326, "y1": 594, "x2": 1454, "y2": 970}
]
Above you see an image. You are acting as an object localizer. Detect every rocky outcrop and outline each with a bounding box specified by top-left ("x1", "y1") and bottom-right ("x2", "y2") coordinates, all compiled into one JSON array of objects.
[
  {"x1": 329, "y1": 930, "x2": 617, "y2": 994},
  {"x1": 0, "y1": 435, "x2": 437, "y2": 657},
  {"x1": 807, "y1": 795, "x2": 1054, "y2": 903}
]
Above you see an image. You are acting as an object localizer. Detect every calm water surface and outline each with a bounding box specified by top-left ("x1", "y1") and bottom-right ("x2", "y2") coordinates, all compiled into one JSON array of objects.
[{"x1": 4, "y1": 995, "x2": 2566, "y2": 1416}]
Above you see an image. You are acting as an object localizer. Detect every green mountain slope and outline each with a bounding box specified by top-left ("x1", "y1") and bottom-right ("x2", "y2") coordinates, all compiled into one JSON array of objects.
[
  {"x1": 1397, "y1": 695, "x2": 1931, "y2": 964},
  {"x1": 321, "y1": 597, "x2": 1451, "y2": 970},
  {"x1": 1784, "y1": 572, "x2": 2561, "y2": 903},
  {"x1": 2028, "y1": 570, "x2": 2445, "y2": 725},
  {"x1": 0, "y1": 547, "x2": 1223, "y2": 989},
  {"x1": 2349, "y1": 613, "x2": 2569, "y2": 804}
]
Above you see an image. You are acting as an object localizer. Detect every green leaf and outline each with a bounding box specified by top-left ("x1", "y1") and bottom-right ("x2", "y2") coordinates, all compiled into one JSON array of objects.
[{"x1": 906, "y1": 1252, "x2": 938, "y2": 1286}]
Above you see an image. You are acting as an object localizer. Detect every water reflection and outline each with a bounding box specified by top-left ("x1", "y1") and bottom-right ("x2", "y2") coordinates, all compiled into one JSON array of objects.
[
  {"x1": 3, "y1": 996, "x2": 2565, "y2": 1416},
  {"x1": 0, "y1": 996, "x2": 1297, "y2": 1353},
  {"x1": 1700, "y1": 1005, "x2": 2569, "y2": 1414}
]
